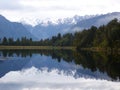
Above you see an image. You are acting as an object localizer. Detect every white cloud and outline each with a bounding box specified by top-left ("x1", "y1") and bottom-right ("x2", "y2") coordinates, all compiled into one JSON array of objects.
[
  {"x1": 0, "y1": 67, "x2": 120, "y2": 90},
  {"x1": 0, "y1": 0, "x2": 120, "y2": 25}
]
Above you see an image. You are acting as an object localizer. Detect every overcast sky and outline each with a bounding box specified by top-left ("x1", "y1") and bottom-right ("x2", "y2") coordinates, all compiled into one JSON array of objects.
[{"x1": 0, "y1": 0, "x2": 120, "y2": 24}]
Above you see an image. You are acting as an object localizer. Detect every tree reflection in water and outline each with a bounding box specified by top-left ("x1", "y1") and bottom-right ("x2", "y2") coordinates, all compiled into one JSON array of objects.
[{"x1": 0, "y1": 50, "x2": 120, "y2": 81}]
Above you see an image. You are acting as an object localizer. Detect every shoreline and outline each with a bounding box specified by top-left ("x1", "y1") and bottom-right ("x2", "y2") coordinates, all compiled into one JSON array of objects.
[
  {"x1": 0, "y1": 46, "x2": 75, "y2": 50},
  {"x1": 0, "y1": 46, "x2": 120, "y2": 53}
]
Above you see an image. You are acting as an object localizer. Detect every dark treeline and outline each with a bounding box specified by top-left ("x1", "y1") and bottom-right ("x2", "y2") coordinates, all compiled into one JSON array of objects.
[
  {"x1": 74, "y1": 18, "x2": 120, "y2": 49},
  {"x1": 0, "y1": 37, "x2": 33, "y2": 46},
  {"x1": 0, "y1": 19, "x2": 120, "y2": 48},
  {"x1": 0, "y1": 33, "x2": 74, "y2": 46}
]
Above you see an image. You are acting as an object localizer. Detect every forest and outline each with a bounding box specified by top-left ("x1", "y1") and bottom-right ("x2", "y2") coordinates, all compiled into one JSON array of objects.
[{"x1": 0, "y1": 19, "x2": 120, "y2": 49}]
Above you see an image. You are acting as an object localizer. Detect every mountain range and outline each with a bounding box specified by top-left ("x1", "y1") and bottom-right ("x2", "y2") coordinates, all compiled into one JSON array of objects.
[
  {"x1": 0, "y1": 12, "x2": 120, "y2": 40},
  {"x1": 24, "y1": 12, "x2": 120, "y2": 40}
]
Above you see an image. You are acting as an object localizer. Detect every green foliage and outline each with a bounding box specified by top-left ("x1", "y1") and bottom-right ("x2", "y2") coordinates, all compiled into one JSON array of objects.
[
  {"x1": 74, "y1": 19, "x2": 120, "y2": 49},
  {"x1": 0, "y1": 33, "x2": 74, "y2": 46}
]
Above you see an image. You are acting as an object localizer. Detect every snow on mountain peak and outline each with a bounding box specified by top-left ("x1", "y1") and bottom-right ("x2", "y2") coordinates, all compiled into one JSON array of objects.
[{"x1": 20, "y1": 15, "x2": 96, "y2": 26}]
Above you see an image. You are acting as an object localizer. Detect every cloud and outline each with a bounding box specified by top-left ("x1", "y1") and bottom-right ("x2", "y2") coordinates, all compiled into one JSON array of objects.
[
  {"x1": 0, "y1": 0, "x2": 120, "y2": 25},
  {"x1": 0, "y1": 0, "x2": 120, "y2": 12},
  {"x1": 0, "y1": 67, "x2": 120, "y2": 90},
  {"x1": 0, "y1": 0, "x2": 22, "y2": 10}
]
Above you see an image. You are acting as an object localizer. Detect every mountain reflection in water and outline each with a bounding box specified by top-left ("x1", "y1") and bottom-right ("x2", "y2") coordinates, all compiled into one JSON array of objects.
[{"x1": 0, "y1": 50, "x2": 120, "y2": 90}]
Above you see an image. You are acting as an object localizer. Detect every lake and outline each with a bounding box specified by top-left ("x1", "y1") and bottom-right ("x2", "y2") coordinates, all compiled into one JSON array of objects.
[{"x1": 0, "y1": 50, "x2": 120, "y2": 90}]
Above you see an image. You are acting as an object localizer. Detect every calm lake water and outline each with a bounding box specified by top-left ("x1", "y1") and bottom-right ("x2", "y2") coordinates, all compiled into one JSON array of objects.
[{"x1": 0, "y1": 50, "x2": 120, "y2": 90}]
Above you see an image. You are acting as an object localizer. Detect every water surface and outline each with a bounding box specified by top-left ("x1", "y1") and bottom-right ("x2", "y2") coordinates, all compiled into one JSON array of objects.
[{"x1": 0, "y1": 50, "x2": 120, "y2": 90}]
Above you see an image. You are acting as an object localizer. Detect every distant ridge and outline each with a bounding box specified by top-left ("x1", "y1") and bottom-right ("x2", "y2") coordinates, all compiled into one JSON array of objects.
[
  {"x1": 0, "y1": 15, "x2": 37, "y2": 40},
  {"x1": 75, "y1": 12, "x2": 120, "y2": 29}
]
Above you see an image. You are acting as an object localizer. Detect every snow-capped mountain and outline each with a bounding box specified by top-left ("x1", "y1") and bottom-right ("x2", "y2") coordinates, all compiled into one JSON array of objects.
[
  {"x1": 23, "y1": 12, "x2": 120, "y2": 40},
  {"x1": 23, "y1": 15, "x2": 96, "y2": 40},
  {"x1": 0, "y1": 12, "x2": 120, "y2": 40},
  {"x1": 75, "y1": 12, "x2": 120, "y2": 29}
]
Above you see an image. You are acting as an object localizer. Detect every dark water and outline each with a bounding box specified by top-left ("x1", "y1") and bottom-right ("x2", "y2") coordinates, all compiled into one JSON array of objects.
[{"x1": 0, "y1": 50, "x2": 120, "y2": 90}]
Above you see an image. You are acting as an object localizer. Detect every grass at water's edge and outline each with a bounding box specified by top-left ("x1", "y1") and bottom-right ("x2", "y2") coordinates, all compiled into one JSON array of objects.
[
  {"x1": 0, "y1": 46, "x2": 76, "y2": 50},
  {"x1": 0, "y1": 46, "x2": 119, "y2": 53}
]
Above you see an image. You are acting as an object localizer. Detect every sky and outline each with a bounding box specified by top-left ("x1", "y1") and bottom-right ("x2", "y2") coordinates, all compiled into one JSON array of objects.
[{"x1": 0, "y1": 0, "x2": 120, "y2": 25}]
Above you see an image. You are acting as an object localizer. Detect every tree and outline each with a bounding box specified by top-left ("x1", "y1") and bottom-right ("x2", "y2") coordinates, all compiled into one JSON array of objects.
[
  {"x1": 2, "y1": 37, "x2": 8, "y2": 45},
  {"x1": 57, "y1": 33, "x2": 61, "y2": 40},
  {"x1": 16, "y1": 38, "x2": 20, "y2": 45},
  {"x1": 8, "y1": 38, "x2": 14, "y2": 45},
  {"x1": 74, "y1": 19, "x2": 120, "y2": 49}
]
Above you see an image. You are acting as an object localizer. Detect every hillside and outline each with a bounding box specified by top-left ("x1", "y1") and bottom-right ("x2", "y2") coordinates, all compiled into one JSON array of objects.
[{"x1": 0, "y1": 15, "x2": 37, "y2": 40}]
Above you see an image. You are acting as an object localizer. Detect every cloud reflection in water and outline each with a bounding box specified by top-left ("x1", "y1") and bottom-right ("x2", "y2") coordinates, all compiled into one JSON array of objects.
[{"x1": 0, "y1": 67, "x2": 120, "y2": 90}]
